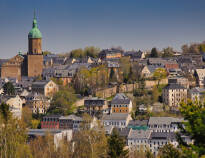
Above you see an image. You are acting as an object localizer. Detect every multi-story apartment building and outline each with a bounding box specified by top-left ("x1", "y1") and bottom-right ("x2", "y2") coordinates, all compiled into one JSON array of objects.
[
  {"x1": 32, "y1": 80, "x2": 59, "y2": 97},
  {"x1": 41, "y1": 115, "x2": 61, "y2": 129},
  {"x1": 127, "y1": 129, "x2": 152, "y2": 151},
  {"x1": 149, "y1": 132, "x2": 178, "y2": 155},
  {"x1": 162, "y1": 83, "x2": 187, "y2": 107},
  {"x1": 84, "y1": 97, "x2": 109, "y2": 116},
  {"x1": 102, "y1": 113, "x2": 132, "y2": 128},
  {"x1": 148, "y1": 117, "x2": 184, "y2": 133},
  {"x1": 59, "y1": 115, "x2": 82, "y2": 131},
  {"x1": 111, "y1": 93, "x2": 132, "y2": 113},
  {"x1": 99, "y1": 48, "x2": 123, "y2": 60},
  {"x1": 26, "y1": 93, "x2": 50, "y2": 114}
]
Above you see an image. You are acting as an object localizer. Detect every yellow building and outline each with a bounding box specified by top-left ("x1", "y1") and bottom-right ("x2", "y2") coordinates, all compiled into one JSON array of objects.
[{"x1": 111, "y1": 93, "x2": 132, "y2": 113}]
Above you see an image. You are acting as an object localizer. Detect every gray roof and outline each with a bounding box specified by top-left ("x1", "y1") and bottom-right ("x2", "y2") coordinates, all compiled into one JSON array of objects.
[
  {"x1": 59, "y1": 115, "x2": 82, "y2": 121},
  {"x1": 150, "y1": 132, "x2": 176, "y2": 140},
  {"x1": 111, "y1": 93, "x2": 130, "y2": 104},
  {"x1": 148, "y1": 117, "x2": 184, "y2": 125},
  {"x1": 189, "y1": 87, "x2": 205, "y2": 94},
  {"x1": 128, "y1": 129, "x2": 152, "y2": 139},
  {"x1": 128, "y1": 120, "x2": 148, "y2": 126},
  {"x1": 102, "y1": 113, "x2": 129, "y2": 121},
  {"x1": 163, "y1": 83, "x2": 186, "y2": 90},
  {"x1": 115, "y1": 127, "x2": 131, "y2": 137},
  {"x1": 84, "y1": 97, "x2": 105, "y2": 107},
  {"x1": 32, "y1": 80, "x2": 50, "y2": 88}
]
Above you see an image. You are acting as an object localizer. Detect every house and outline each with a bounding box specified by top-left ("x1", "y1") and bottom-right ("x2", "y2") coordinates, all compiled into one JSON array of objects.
[
  {"x1": 195, "y1": 69, "x2": 205, "y2": 87},
  {"x1": 6, "y1": 95, "x2": 23, "y2": 119},
  {"x1": 164, "y1": 60, "x2": 179, "y2": 71},
  {"x1": 141, "y1": 65, "x2": 164, "y2": 78},
  {"x1": 188, "y1": 87, "x2": 205, "y2": 102},
  {"x1": 128, "y1": 129, "x2": 152, "y2": 151},
  {"x1": 148, "y1": 117, "x2": 184, "y2": 133},
  {"x1": 123, "y1": 50, "x2": 145, "y2": 60},
  {"x1": 59, "y1": 115, "x2": 82, "y2": 131},
  {"x1": 80, "y1": 57, "x2": 94, "y2": 64},
  {"x1": 53, "y1": 65, "x2": 73, "y2": 86},
  {"x1": 27, "y1": 129, "x2": 72, "y2": 148},
  {"x1": 84, "y1": 97, "x2": 109, "y2": 116},
  {"x1": 41, "y1": 115, "x2": 61, "y2": 129},
  {"x1": 32, "y1": 80, "x2": 59, "y2": 97},
  {"x1": 168, "y1": 68, "x2": 182, "y2": 77},
  {"x1": 99, "y1": 48, "x2": 123, "y2": 60},
  {"x1": 149, "y1": 132, "x2": 178, "y2": 155},
  {"x1": 140, "y1": 65, "x2": 152, "y2": 78},
  {"x1": 42, "y1": 67, "x2": 55, "y2": 80},
  {"x1": 25, "y1": 92, "x2": 50, "y2": 114},
  {"x1": 162, "y1": 84, "x2": 187, "y2": 107},
  {"x1": 102, "y1": 113, "x2": 132, "y2": 128},
  {"x1": 110, "y1": 93, "x2": 132, "y2": 114}
]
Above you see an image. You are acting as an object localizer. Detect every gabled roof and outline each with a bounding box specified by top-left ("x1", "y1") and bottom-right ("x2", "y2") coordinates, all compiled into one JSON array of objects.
[
  {"x1": 115, "y1": 127, "x2": 131, "y2": 137},
  {"x1": 195, "y1": 69, "x2": 205, "y2": 77},
  {"x1": 102, "y1": 113, "x2": 129, "y2": 120},
  {"x1": 163, "y1": 83, "x2": 186, "y2": 90},
  {"x1": 128, "y1": 129, "x2": 152, "y2": 139},
  {"x1": 32, "y1": 80, "x2": 50, "y2": 88},
  {"x1": 111, "y1": 93, "x2": 130, "y2": 104},
  {"x1": 189, "y1": 87, "x2": 205, "y2": 94},
  {"x1": 148, "y1": 117, "x2": 184, "y2": 125},
  {"x1": 150, "y1": 132, "x2": 176, "y2": 140}
]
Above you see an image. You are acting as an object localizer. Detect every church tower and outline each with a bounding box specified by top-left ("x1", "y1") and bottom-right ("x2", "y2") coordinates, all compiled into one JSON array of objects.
[{"x1": 27, "y1": 12, "x2": 43, "y2": 77}]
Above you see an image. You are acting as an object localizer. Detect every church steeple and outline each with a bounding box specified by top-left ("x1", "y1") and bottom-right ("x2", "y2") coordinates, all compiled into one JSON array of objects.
[
  {"x1": 32, "y1": 10, "x2": 38, "y2": 28},
  {"x1": 28, "y1": 11, "x2": 42, "y2": 39},
  {"x1": 28, "y1": 11, "x2": 42, "y2": 54}
]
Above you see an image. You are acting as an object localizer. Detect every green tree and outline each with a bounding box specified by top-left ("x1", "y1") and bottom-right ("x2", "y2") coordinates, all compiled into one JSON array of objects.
[
  {"x1": 0, "y1": 103, "x2": 12, "y2": 123},
  {"x1": 3, "y1": 82, "x2": 15, "y2": 95},
  {"x1": 48, "y1": 88, "x2": 77, "y2": 115},
  {"x1": 84, "y1": 46, "x2": 100, "y2": 58},
  {"x1": 158, "y1": 143, "x2": 182, "y2": 158},
  {"x1": 150, "y1": 47, "x2": 159, "y2": 58},
  {"x1": 153, "y1": 68, "x2": 167, "y2": 87},
  {"x1": 162, "y1": 47, "x2": 174, "y2": 57},
  {"x1": 108, "y1": 128, "x2": 129, "y2": 158},
  {"x1": 109, "y1": 67, "x2": 115, "y2": 81},
  {"x1": 179, "y1": 100, "x2": 205, "y2": 156},
  {"x1": 120, "y1": 56, "x2": 131, "y2": 83}
]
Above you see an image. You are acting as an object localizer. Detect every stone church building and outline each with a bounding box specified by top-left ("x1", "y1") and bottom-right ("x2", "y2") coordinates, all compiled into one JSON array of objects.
[{"x1": 1, "y1": 13, "x2": 43, "y2": 80}]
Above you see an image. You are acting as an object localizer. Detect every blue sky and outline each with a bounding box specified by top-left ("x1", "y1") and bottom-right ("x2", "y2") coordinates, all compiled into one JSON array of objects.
[{"x1": 0, "y1": 0, "x2": 205, "y2": 58}]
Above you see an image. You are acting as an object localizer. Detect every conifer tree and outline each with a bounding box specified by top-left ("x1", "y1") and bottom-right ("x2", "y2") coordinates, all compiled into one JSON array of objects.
[{"x1": 108, "y1": 128, "x2": 129, "y2": 158}]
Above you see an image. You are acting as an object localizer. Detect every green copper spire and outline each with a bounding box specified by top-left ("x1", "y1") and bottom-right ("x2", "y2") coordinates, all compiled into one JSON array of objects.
[{"x1": 28, "y1": 11, "x2": 42, "y2": 38}]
